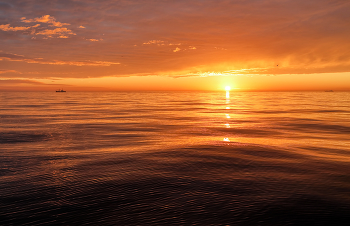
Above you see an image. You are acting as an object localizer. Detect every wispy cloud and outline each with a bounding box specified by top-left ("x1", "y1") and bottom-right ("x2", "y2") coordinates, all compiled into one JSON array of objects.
[
  {"x1": 87, "y1": 39, "x2": 99, "y2": 42},
  {"x1": 0, "y1": 78, "x2": 47, "y2": 85},
  {"x1": 143, "y1": 40, "x2": 183, "y2": 47},
  {"x1": 0, "y1": 69, "x2": 20, "y2": 74},
  {"x1": 143, "y1": 40, "x2": 165, "y2": 45},
  {"x1": 0, "y1": 52, "x2": 119, "y2": 66},
  {"x1": 38, "y1": 60, "x2": 119, "y2": 66}
]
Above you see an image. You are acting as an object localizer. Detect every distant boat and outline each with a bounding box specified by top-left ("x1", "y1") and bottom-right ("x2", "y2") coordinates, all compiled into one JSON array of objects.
[
  {"x1": 325, "y1": 90, "x2": 334, "y2": 92},
  {"x1": 56, "y1": 89, "x2": 66, "y2": 92}
]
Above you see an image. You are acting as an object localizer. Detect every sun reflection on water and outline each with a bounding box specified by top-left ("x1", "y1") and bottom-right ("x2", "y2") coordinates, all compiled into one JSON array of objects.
[{"x1": 223, "y1": 88, "x2": 231, "y2": 142}]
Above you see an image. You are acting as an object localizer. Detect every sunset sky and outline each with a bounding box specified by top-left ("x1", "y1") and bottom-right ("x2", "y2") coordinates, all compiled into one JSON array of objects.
[{"x1": 1, "y1": 0, "x2": 350, "y2": 91}]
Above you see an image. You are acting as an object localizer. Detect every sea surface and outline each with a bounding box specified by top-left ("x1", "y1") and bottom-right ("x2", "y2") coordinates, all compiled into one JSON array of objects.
[{"x1": 1, "y1": 91, "x2": 350, "y2": 225}]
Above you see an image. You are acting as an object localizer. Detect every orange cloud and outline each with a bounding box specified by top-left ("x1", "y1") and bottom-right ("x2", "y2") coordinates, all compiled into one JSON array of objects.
[
  {"x1": 1, "y1": 15, "x2": 75, "y2": 39},
  {"x1": 38, "y1": 60, "x2": 119, "y2": 66},
  {"x1": 15, "y1": 59, "x2": 118, "y2": 66},
  {"x1": 143, "y1": 40, "x2": 183, "y2": 47},
  {"x1": 0, "y1": 24, "x2": 31, "y2": 31},
  {"x1": 143, "y1": 40, "x2": 164, "y2": 45},
  {"x1": 36, "y1": 27, "x2": 76, "y2": 37},
  {"x1": 0, "y1": 70, "x2": 20, "y2": 74},
  {"x1": 21, "y1": 15, "x2": 70, "y2": 27},
  {"x1": 173, "y1": 47, "x2": 181, "y2": 52},
  {"x1": 0, "y1": 52, "x2": 119, "y2": 66}
]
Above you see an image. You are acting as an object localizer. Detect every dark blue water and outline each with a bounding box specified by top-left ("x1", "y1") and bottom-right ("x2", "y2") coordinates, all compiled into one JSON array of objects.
[{"x1": 1, "y1": 91, "x2": 350, "y2": 225}]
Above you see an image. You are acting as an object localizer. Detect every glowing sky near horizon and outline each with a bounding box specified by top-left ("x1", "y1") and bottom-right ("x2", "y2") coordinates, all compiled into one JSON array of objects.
[{"x1": 1, "y1": 0, "x2": 350, "y2": 91}]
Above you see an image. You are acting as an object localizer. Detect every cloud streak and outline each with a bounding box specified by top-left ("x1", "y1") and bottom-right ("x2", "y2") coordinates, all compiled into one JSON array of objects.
[
  {"x1": 0, "y1": 78, "x2": 47, "y2": 85},
  {"x1": 0, "y1": 69, "x2": 20, "y2": 74},
  {"x1": 0, "y1": 52, "x2": 119, "y2": 66}
]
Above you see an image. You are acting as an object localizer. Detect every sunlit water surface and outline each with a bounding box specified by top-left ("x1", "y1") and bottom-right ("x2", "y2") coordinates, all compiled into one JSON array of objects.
[{"x1": 1, "y1": 91, "x2": 350, "y2": 225}]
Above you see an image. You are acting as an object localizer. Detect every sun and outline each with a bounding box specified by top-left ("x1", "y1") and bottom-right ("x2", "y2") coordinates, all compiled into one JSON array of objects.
[{"x1": 225, "y1": 86, "x2": 231, "y2": 91}]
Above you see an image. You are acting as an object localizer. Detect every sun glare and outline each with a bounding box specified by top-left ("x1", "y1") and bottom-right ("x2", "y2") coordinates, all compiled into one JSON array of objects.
[{"x1": 225, "y1": 86, "x2": 231, "y2": 91}]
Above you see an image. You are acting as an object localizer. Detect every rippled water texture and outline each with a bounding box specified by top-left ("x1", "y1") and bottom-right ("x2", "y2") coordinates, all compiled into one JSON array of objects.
[{"x1": 1, "y1": 91, "x2": 350, "y2": 225}]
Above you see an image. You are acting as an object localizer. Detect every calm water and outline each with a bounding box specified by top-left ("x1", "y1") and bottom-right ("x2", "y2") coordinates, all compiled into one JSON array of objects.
[{"x1": 1, "y1": 91, "x2": 350, "y2": 225}]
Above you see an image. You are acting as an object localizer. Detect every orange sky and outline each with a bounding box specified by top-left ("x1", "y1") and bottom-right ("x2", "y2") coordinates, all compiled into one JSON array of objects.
[{"x1": 1, "y1": 0, "x2": 350, "y2": 91}]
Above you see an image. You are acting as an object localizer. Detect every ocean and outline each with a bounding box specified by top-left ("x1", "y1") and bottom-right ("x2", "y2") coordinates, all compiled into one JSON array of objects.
[{"x1": 1, "y1": 91, "x2": 350, "y2": 225}]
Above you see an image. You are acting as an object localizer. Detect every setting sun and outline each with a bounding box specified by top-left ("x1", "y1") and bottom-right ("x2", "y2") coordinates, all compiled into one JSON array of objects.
[{"x1": 225, "y1": 86, "x2": 231, "y2": 91}]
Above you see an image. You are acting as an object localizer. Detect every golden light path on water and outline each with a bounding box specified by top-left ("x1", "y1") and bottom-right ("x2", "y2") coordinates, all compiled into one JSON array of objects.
[
  {"x1": 224, "y1": 87, "x2": 231, "y2": 142},
  {"x1": 217, "y1": 88, "x2": 350, "y2": 164},
  {"x1": 225, "y1": 86, "x2": 231, "y2": 99}
]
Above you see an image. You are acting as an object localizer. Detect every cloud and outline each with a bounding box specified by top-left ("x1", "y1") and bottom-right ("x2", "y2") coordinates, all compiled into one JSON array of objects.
[
  {"x1": 38, "y1": 60, "x2": 119, "y2": 66},
  {"x1": 0, "y1": 15, "x2": 75, "y2": 39},
  {"x1": 143, "y1": 40, "x2": 183, "y2": 47},
  {"x1": 173, "y1": 47, "x2": 181, "y2": 52},
  {"x1": 0, "y1": 78, "x2": 46, "y2": 85},
  {"x1": 0, "y1": 52, "x2": 25, "y2": 59},
  {"x1": 0, "y1": 78, "x2": 72, "y2": 92},
  {"x1": 36, "y1": 27, "x2": 76, "y2": 37},
  {"x1": 143, "y1": 40, "x2": 165, "y2": 45},
  {"x1": 0, "y1": 70, "x2": 20, "y2": 74},
  {"x1": 0, "y1": 24, "x2": 32, "y2": 31},
  {"x1": 0, "y1": 52, "x2": 119, "y2": 66},
  {"x1": 21, "y1": 15, "x2": 70, "y2": 27}
]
